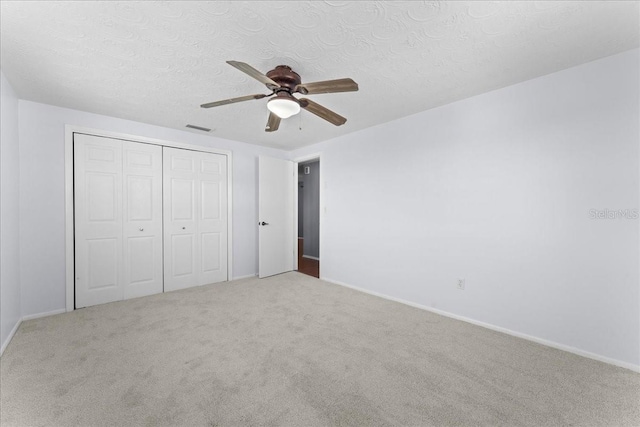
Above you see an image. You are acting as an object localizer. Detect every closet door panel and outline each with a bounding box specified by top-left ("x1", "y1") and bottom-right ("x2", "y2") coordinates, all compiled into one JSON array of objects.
[
  {"x1": 163, "y1": 147, "x2": 228, "y2": 291},
  {"x1": 163, "y1": 148, "x2": 199, "y2": 291},
  {"x1": 74, "y1": 135, "x2": 123, "y2": 308},
  {"x1": 198, "y1": 153, "x2": 228, "y2": 285},
  {"x1": 201, "y1": 232, "x2": 221, "y2": 273},
  {"x1": 86, "y1": 238, "x2": 119, "y2": 288},
  {"x1": 172, "y1": 234, "x2": 195, "y2": 276},
  {"x1": 122, "y1": 142, "x2": 163, "y2": 299}
]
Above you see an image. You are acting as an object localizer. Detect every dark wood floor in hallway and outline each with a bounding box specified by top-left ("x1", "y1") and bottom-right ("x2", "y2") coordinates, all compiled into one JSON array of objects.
[
  {"x1": 297, "y1": 238, "x2": 319, "y2": 278},
  {"x1": 298, "y1": 256, "x2": 319, "y2": 278}
]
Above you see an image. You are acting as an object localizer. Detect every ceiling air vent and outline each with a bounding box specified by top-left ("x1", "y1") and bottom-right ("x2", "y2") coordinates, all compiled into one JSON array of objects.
[{"x1": 186, "y1": 124, "x2": 211, "y2": 132}]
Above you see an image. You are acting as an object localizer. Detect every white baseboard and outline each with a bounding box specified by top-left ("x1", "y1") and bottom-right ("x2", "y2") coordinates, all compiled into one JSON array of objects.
[
  {"x1": 302, "y1": 255, "x2": 320, "y2": 261},
  {"x1": 321, "y1": 277, "x2": 640, "y2": 373},
  {"x1": 0, "y1": 318, "x2": 22, "y2": 357},
  {"x1": 1, "y1": 308, "x2": 71, "y2": 357},
  {"x1": 22, "y1": 308, "x2": 67, "y2": 322}
]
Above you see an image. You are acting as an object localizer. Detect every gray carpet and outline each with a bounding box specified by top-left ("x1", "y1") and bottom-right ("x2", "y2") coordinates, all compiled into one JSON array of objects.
[{"x1": 1, "y1": 272, "x2": 638, "y2": 427}]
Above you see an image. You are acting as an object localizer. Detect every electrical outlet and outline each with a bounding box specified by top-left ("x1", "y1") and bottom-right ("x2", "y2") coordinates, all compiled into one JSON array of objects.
[{"x1": 457, "y1": 278, "x2": 465, "y2": 290}]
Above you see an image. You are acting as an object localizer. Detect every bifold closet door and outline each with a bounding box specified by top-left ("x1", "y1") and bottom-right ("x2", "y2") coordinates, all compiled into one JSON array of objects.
[
  {"x1": 74, "y1": 135, "x2": 123, "y2": 308},
  {"x1": 163, "y1": 147, "x2": 228, "y2": 292},
  {"x1": 74, "y1": 134, "x2": 163, "y2": 308},
  {"x1": 122, "y1": 141, "x2": 163, "y2": 300}
]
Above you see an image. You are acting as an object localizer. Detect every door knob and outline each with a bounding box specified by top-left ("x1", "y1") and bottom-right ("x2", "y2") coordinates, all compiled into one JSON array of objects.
[
  {"x1": 182, "y1": 227, "x2": 186, "y2": 230},
  {"x1": 260, "y1": 221, "x2": 269, "y2": 226},
  {"x1": 139, "y1": 228, "x2": 144, "y2": 231}
]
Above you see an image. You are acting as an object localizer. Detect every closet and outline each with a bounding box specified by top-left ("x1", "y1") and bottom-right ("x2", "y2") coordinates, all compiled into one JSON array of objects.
[{"x1": 73, "y1": 134, "x2": 228, "y2": 308}]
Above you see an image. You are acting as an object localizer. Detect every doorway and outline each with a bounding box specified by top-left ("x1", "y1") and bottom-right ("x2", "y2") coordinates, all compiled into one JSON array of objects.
[{"x1": 297, "y1": 159, "x2": 320, "y2": 278}]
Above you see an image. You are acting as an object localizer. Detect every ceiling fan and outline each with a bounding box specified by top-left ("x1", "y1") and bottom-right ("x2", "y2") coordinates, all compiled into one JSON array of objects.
[{"x1": 201, "y1": 61, "x2": 359, "y2": 132}]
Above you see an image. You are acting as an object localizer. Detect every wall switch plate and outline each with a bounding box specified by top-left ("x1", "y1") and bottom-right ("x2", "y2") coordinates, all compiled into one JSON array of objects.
[{"x1": 457, "y1": 278, "x2": 465, "y2": 290}]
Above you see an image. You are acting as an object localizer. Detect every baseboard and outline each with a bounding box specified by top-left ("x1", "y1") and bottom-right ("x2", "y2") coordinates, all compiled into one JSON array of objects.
[
  {"x1": 0, "y1": 318, "x2": 22, "y2": 357},
  {"x1": 302, "y1": 255, "x2": 320, "y2": 261},
  {"x1": 1, "y1": 308, "x2": 76, "y2": 356},
  {"x1": 22, "y1": 308, "x2": 67, "y2": 322},
  {"x1": 322, "y1": 277, "x2": 640, "y2": 373}
]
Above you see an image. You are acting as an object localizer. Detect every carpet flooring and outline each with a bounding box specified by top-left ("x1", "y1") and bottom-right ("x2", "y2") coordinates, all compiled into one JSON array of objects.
[{"x1": 1, "y1": 272, "x2": 639, "y2": 426}]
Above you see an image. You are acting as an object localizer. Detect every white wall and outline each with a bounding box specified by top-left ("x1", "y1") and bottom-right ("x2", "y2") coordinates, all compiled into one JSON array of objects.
[
  {"x1": 1, "y1": 71, "x2": 22, "y2": 353},
  {"x1": 291, "y1": 49, "x2": 640, "y2": 369},
  {"x1": 18, "y1": 101, "x2": 286, "y2": 318}
]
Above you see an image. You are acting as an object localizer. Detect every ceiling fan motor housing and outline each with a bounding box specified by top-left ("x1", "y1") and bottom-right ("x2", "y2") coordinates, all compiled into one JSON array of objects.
[{"x1": 266, "y1": 65, "x2": 303, "y2": 93}]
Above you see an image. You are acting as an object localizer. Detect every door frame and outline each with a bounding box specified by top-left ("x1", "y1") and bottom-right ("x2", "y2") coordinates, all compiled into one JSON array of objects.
[
  {"x1": 64, "y1": 125, "x2": 234, "y2": 312},
  {"x1": 293, "y1": 152, "x2": 322, "y2": 278}
]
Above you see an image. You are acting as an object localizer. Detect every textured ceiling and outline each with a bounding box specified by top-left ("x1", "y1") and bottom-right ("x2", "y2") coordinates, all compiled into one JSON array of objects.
[{"x1": 1, "y1": 1, "x2": 638, "y2": 150}]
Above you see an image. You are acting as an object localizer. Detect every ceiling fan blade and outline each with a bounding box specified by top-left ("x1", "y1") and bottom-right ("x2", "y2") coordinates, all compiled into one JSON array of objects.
[
  {"x1": 295, "y1": 78, "x2": 358, "y2": 95},
  {"x1": 200, "y1": 93, "x2": 268, "y2": 108},
  {"x1": 299, "y1": 98, "x2": 347, "y2": 126},
  {"x1": 227, "y1": 61, "x2": 280, "y2": 88},
  {"x1": 265, "y1": 112, "x2": 281, "y2": 132}
]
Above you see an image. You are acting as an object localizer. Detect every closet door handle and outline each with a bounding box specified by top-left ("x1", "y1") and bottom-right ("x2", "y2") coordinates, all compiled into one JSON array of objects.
[
  {"x1": 139, "y1": 228, "x2": 144, "y2": 231},
  {"x1": 260, "y1": 221, "x2": 269, "y2": 226},
  {"x1": 182, "y1": 227, "x2": 186, "y2": 230}
]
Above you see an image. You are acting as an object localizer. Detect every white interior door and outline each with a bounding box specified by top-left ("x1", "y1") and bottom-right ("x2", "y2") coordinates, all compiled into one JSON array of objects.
[
  {"x1": 163, "y1": 147, "x2": 227, "y2": 291},
  {"x1": 122, "y1": 141, "x2": 163, "y2": 299},
  {"x1": 259, "y1": 156, "x2": 294, "y2": 278},
  {"x1": 74, "y1": 134, "x2": 123, "y2": 308}
]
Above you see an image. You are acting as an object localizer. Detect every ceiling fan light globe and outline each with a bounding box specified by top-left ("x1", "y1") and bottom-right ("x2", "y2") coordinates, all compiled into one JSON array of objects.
[{"x1": 267, "y1": 98, "x2": 300, "y2": 119}]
